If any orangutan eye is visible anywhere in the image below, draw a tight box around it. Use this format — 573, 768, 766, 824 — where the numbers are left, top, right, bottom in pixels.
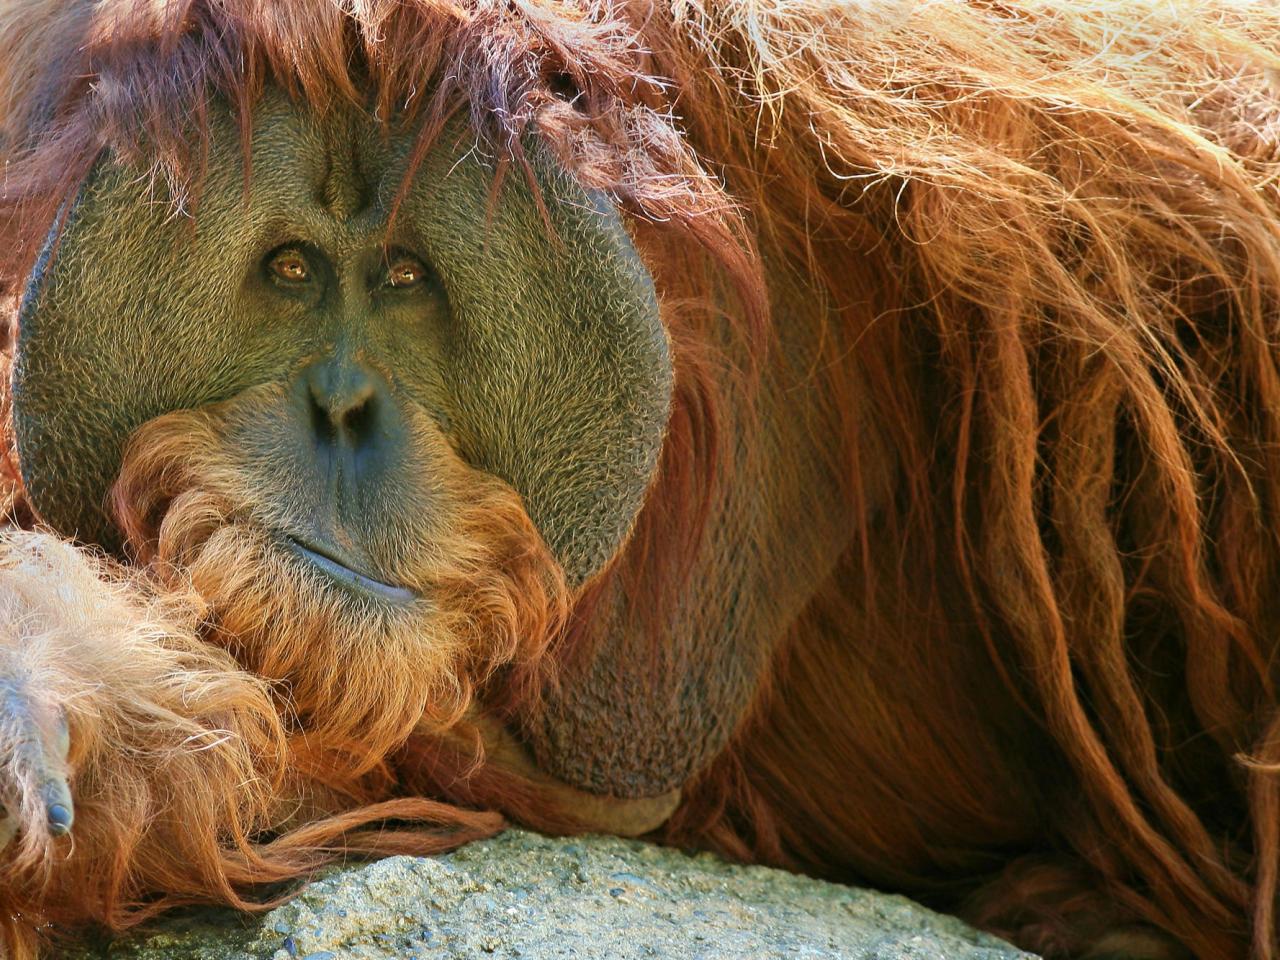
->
266, 248, 311, 283
383, 253, 429, 290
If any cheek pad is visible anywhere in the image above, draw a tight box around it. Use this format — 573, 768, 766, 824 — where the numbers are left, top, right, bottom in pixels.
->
13, 97, 335, 545
399, 127, 672, 585
14, 152, 258, 546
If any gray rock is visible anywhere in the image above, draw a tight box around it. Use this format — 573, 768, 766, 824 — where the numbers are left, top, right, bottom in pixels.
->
70, 830, 1032, 960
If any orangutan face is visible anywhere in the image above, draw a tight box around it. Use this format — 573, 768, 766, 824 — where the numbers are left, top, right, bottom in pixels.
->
12, 89, 672, 739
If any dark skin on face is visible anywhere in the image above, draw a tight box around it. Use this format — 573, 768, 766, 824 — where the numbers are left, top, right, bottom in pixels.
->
15, 90, 671, 586
260, 242, 442, 603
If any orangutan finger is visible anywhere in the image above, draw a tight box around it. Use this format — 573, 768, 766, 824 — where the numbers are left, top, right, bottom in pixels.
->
42, 774, 73, 835
0, 678, 73, 836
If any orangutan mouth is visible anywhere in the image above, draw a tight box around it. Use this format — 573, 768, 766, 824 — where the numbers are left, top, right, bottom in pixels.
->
284, 535, 417, 604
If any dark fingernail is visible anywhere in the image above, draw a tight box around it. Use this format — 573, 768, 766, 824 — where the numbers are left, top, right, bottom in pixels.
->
47, 803, 72, 833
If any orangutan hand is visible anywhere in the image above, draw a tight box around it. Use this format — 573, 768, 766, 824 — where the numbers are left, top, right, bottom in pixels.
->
0, 675, 73, 848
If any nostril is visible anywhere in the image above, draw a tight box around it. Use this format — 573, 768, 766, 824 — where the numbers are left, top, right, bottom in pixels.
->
309, 389, 337, 446
303, 361, 382, 450
342, 394, 377, 446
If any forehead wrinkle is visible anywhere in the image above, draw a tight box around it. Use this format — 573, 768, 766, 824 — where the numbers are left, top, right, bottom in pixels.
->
317, 110, 373, 223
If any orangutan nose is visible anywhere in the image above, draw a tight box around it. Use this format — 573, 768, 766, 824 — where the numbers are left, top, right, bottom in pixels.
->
303, 356, 386, 453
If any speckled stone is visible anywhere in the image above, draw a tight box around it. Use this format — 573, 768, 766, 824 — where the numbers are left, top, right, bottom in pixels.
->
68, 830, 1033, 960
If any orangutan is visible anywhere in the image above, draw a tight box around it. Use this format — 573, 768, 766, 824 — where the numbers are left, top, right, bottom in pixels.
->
0, 2, 1278, 958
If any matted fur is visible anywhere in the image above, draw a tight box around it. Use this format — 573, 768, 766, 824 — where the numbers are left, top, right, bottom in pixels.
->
0, 2, 1279, 959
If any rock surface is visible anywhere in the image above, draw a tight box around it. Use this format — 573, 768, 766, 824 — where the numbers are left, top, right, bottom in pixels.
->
72, 830, 1032, 960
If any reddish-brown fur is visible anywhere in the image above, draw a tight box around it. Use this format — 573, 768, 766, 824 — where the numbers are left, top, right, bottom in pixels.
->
2, 2, 1280, 959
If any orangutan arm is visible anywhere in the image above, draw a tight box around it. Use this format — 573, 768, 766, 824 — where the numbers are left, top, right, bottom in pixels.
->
0, 529, 290, 931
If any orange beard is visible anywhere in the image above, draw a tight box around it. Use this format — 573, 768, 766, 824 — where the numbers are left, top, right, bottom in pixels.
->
109, 386, 569, 782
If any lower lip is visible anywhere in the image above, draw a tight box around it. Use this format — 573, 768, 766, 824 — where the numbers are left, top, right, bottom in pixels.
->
285, 538, 417, 604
